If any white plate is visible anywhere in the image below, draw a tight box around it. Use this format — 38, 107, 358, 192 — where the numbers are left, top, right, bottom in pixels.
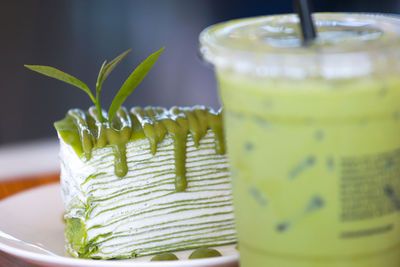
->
0, 184, 238, 267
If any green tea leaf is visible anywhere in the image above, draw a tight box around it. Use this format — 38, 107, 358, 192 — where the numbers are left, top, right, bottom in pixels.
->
24, 65, 95, 103
94, 50, 132, 123
95, 60, 107, 94
102, 49, 132, 82
95, 49, 132, 93
95, 60, 107, 123
108, 47, 164, 122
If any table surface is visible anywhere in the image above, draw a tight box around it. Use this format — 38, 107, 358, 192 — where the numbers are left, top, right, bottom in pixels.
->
0, 173, 60, 267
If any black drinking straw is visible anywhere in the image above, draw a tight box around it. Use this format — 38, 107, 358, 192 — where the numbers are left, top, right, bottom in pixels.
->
294, 0, 317, 44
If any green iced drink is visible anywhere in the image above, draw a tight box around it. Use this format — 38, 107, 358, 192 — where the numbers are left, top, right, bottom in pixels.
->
200, 13, 400, 267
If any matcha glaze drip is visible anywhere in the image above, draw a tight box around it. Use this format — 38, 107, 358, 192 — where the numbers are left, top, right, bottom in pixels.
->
54, 106, 225, 191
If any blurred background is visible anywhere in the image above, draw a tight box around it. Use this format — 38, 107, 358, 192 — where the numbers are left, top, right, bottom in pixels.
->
1, 0, 400, 145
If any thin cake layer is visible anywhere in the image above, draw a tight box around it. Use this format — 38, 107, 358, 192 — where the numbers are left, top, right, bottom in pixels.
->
57, 106, 236, 259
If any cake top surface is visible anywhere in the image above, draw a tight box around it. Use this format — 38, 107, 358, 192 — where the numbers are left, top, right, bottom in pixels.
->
55, 106, 225, 191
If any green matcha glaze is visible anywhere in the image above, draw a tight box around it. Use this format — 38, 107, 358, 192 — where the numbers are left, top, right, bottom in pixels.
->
150, 252, 179, 261
54, 106, 226, 191
188, 247, 222, 259
65, 217, 89, 256
106, 108, 132, 177
183, 109, 202, 147
207, 111, 225, 155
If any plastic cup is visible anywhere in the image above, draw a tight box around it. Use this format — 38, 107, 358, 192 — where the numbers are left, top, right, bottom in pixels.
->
199, 13, 400, 267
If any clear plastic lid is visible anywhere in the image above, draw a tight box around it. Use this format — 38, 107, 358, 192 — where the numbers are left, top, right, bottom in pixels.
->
199, 13, 400, 79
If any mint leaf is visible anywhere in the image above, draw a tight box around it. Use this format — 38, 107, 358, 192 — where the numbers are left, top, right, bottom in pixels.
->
24, 65, 95, 103
108, 47, 164, 122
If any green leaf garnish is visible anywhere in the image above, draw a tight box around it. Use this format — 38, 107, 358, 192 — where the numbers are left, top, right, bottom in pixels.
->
108, 47, 165, 123
94, 49, 132, 122
96, 60, 108, 95
95, 60, 108, 122
101, 49, 132, 85
24, 65, 95, 103
24, 47, 163, 124
95, 49, 132, 93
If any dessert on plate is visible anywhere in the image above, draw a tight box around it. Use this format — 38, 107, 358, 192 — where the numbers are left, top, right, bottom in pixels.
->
25, 48, 236, 259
